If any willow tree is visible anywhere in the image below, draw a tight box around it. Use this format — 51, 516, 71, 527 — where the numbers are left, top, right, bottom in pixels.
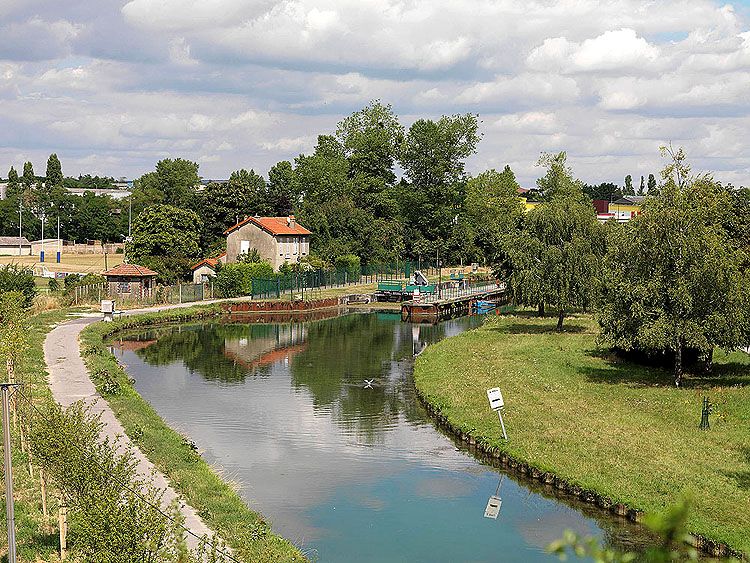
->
501, 152, 604, 330
598, 147, 750, 386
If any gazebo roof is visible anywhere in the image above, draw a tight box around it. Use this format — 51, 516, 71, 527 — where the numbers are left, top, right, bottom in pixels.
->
102, 263, 159, 278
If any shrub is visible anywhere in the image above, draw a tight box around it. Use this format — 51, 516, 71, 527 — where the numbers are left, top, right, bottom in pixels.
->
48, 278, 60, 292
214, 261, 274, 298
0, 263, 36, 307
335, 254, 361, 280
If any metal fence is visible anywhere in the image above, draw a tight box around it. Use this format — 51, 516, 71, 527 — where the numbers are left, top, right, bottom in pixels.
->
68, 282, 215, 307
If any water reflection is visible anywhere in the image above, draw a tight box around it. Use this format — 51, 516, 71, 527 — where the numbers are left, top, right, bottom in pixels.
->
112, 312, 650, 562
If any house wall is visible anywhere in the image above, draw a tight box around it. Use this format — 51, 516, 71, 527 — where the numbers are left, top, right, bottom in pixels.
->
192, 265, 216, 284
227, 222, 310, 271
0, 245, 31, 256
226, 222, 277, 266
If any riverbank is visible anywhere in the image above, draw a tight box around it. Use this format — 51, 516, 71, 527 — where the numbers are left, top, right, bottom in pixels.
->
413, 312, 750, 557
78, 304, 306, 562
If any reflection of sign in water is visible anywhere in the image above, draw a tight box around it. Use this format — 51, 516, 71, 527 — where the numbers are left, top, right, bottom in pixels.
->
484, 475, 505, 520
484, 496, 502, 519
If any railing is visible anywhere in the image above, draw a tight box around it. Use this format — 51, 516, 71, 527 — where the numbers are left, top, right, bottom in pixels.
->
420, 281, 502, 303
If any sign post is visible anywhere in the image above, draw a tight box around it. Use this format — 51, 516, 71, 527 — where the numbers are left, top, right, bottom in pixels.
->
486, 387, 508, 440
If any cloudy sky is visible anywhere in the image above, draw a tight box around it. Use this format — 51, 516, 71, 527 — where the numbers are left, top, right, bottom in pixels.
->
1, 0, 749, 187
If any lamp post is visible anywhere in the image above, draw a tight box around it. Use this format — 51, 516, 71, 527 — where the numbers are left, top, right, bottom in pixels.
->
18, 199, 22, 256
40, 210, 45, 263
56, 215, 61, 263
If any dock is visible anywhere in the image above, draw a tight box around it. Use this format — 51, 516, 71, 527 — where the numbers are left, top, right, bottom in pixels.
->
400, 282, 507, 322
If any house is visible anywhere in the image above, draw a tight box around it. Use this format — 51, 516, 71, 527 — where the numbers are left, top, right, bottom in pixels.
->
0, 182, 7, 200
0, 236, 31, 256
608, 195, 645, 222
224, 215, 311, 271
102, 263, 158, 299
190, 252, 226, 284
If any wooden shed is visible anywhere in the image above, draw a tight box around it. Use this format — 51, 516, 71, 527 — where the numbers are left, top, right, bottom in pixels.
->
102, 263, 158, 299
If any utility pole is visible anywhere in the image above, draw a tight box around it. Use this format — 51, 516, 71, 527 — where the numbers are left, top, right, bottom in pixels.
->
2, 383, 20, 563
57, 215, 61, 263
18, 199, 22, 256
40, 211, 45, 263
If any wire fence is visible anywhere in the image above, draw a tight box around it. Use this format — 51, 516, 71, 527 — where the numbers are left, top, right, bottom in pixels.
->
67, 282, 216, 308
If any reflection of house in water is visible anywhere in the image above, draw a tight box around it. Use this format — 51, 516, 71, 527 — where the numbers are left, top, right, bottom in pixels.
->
223, 324, 308, 374
111, 339, 157, 353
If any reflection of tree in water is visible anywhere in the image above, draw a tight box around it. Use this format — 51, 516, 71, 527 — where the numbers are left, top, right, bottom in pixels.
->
131, 323, 297, 383
290, 315, 451, 444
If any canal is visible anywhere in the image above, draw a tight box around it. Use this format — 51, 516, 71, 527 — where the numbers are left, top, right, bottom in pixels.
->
112, 311, 647, 562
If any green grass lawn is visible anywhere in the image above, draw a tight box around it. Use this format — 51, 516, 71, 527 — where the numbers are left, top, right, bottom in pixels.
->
414, 312, 750, 555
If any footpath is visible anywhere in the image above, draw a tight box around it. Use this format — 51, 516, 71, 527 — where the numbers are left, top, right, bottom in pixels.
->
42, 298, 250, 549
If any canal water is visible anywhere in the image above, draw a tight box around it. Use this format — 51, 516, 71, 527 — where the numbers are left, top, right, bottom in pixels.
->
112, 311, 647, 562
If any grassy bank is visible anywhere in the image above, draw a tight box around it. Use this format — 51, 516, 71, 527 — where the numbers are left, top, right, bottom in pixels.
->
1, 308, 77, 561
79, 305, 306, 562
414, 312, 750, 555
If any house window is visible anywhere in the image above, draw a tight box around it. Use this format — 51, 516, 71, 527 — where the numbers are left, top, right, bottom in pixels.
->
118, 281, 131, 293
200, 274, 210, 283
240, 240, 250, 254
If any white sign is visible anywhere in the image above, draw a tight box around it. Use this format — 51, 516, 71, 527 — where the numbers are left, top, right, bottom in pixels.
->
101, 300, 114, 314
484, 496, 502, 519
486, 388, 504, 411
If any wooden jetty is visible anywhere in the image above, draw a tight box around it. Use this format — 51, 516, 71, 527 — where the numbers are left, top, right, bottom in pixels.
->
400, 285, 507, 322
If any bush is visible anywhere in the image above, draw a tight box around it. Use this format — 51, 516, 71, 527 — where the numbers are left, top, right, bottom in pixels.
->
48, 278, 60, 292
335, 254, 361, 280
214, 261, 274, 298
0, 263, 36, 307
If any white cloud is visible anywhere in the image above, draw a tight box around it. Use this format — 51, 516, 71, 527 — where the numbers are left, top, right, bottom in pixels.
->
0, 0, 748, 187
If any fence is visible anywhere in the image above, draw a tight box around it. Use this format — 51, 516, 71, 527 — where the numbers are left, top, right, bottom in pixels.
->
251, 269, 359, 300
68, 282, 215, 308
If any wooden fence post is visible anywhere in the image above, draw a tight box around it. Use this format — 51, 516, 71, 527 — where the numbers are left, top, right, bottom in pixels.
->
59, 502, 68, 560
40, 469, 48, 518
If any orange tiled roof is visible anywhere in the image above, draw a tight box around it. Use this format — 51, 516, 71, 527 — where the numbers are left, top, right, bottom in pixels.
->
103, 264, 159, 277
191, 252, 226, 270
223, 216, 311, 236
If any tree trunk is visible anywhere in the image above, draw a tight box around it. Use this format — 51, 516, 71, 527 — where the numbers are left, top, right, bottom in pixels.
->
556, 310, 565, 331
538, 303, 545, 317
674, 339, 683, 387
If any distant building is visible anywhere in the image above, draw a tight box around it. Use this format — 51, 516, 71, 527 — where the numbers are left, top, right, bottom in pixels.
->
606, 195, 645, 222
102, 263, 158, 298
0, 236, 31, 256
66, 186, 131, 200
190, 252, 226, 284
0, 182, 7, 200
224, 215, 311, 271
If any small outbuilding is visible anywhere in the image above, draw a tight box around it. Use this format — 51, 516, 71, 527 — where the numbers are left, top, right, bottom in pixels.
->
190, 252, 226, 284
224, 215, 311, 271
0, 236, 32, 256
102, 263, 158, 299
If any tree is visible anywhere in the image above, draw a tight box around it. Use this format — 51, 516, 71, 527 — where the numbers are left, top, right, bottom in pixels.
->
125, 204, 202, 282
598, 148, 750, 386
0, 291, 30, 387
22, 161, 35, 188
7, 166, 19, 196
399, 113, 481, 259
228, 168, 269, 215
336, 99, 404, 186
0, 264, 36, 307
582, 182, 621, 201
647, 173, 657, 192
132, 158, 200, 210
500, 153, 604, 329
638, 175, 645, 195
624, 174, 634, 195
46, 153, 63, 187
465, 166, 524, 262
267, 160, 299, 216
198, 178, 255, 248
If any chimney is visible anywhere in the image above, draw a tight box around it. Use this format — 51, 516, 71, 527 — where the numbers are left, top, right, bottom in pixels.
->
289, 215, 295, 228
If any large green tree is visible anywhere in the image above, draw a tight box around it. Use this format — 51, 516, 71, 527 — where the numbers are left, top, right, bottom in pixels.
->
46, 153, 63, 187
598, 148, 750, 386
132, 158, 200, 211
126, 204, 202, 282
267, 160, 299, 216
22, 161, 35, 188
465, 166, 524, 262
398, 113, 481, 259
501, 153, 604, 329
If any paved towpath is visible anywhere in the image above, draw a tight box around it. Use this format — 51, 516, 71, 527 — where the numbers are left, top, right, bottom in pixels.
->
43, 298, 254, 549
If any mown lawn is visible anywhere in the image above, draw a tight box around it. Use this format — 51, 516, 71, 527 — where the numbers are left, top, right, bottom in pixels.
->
414, 312, 750, 554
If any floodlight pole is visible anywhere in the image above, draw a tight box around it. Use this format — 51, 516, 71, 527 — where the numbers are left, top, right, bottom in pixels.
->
2, 383, 19, 563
